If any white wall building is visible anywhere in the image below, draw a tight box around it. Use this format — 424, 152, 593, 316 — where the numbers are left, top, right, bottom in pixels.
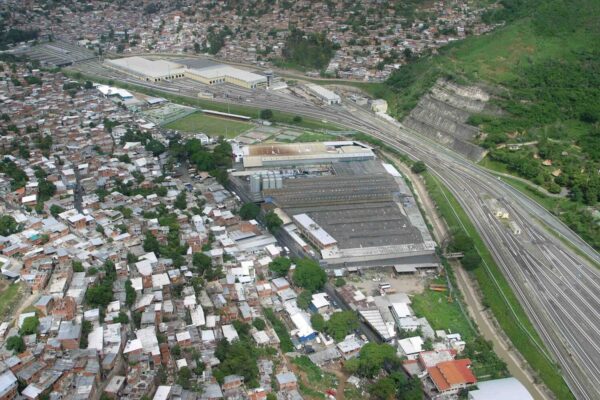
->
305, 83, 341, 105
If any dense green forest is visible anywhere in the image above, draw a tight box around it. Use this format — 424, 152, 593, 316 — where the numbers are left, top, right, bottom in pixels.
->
382, 0, 600, 250
0, 28, 39, 49
277, 28, 338, 70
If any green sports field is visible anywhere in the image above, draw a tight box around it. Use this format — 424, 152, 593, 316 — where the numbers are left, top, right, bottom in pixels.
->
165, 112, 252, 138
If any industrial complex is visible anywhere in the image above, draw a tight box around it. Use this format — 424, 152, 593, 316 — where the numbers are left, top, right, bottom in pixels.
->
106, 56, 268, 89
230, 141, 437, 269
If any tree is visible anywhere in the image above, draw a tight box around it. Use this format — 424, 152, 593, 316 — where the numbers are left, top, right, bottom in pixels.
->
86, 280, 114, 308
0, 215, 20, 236
125, 279, 136, 308
293, 258, 327, 292
252, 318, 266, 330
192, 252, 213, 275
177, 366, 192, 389
411, 161, 427, 173
174, 191, 187, 210
264, 210, 283, 233
260, 109, 274, 120
326, 311, 359, 341
268, 256, 292, 277
20, 316, 40, 335
6, 336, 25, 354
346, 343, 400, 378
80, 320, 93, 348
72, 260, 84, 273
115, 311, 129, 324
296, 290, 312, 310
213, 339, 260, 388
450, 230, 474, 253
49, 204, 64, 217
369, 377, 396, 400
334, 277, 346, 287
37, 177, 56, 202
143, 231, 160, 254
310, 313, 326, 332
461, 249, 481, 270
239, 202, 260, 220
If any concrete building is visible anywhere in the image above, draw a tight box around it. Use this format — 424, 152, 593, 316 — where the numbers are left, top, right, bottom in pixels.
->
106, 56, 267, 88
468, 377, 533, 400
241, 141, 375, 168
0, 370, 18, 400
293, 213, 337, 250
186, 65, 267, 89
106, 57, 185, 82
428, 359, 477, 396
305, 84, 341, 105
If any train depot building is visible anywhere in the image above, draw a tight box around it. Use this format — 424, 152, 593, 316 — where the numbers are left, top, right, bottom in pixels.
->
106, 56, 268, 88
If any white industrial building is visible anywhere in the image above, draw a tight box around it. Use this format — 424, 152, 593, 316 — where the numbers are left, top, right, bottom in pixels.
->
106, 56, 267, 88
293, 213, 338, 250
106, 57, 186, 82
305, 83, 341, 105
186, 65, 267, 89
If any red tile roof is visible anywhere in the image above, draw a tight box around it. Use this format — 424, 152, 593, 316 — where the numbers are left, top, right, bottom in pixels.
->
427, 358, 476, 392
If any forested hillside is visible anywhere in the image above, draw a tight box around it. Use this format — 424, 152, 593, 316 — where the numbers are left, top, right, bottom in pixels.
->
383, 0, 600, 250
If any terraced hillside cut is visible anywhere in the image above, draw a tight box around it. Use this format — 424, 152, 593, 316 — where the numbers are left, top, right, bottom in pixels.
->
403, 79, 489, 161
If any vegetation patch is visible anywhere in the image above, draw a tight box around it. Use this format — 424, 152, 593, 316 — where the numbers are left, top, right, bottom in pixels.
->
0, 283, 24, 320
276, 28, 338, 71
291, 356, 337, 399
263, 308, 294, 352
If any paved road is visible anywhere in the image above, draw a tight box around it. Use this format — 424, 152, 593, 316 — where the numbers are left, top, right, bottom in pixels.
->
74, 63, 600, 399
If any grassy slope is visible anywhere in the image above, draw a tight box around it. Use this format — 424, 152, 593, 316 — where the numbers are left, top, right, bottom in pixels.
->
0, 283, 23, 320
164, 112, 252, 138
383, 17, 597, 118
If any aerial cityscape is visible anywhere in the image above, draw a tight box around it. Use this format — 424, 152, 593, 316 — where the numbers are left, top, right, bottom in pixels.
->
0, 1, 598, 400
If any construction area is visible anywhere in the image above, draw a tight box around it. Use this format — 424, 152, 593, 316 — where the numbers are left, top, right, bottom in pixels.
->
230, 142, 437, 269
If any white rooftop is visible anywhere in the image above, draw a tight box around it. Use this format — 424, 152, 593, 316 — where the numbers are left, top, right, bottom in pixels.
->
293, 213, 337, 247
107, 57, 185, 78
469, 377, 533, 400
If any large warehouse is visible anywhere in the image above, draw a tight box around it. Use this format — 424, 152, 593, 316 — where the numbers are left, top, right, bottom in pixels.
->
105, 56, 268, 88
229, 143, 437, 269
106, 57, 186, 82
241, 141, 375, 168
186, 65, 267, 89
305, 83, 341, 105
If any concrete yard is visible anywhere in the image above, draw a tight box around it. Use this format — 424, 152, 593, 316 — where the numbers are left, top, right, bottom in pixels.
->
350, 269, 427, 296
